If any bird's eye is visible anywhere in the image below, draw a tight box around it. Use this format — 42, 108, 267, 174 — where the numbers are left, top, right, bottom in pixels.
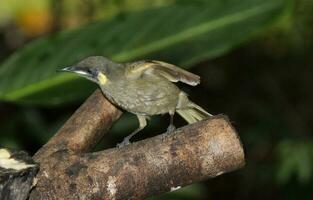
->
86, 69, 93, 74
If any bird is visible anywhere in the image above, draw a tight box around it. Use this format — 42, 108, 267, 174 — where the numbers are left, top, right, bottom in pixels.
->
60, 56, 212, 147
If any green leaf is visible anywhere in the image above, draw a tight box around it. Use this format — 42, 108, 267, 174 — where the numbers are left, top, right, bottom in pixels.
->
0, 0, 287, 105
276, 140, 313, 184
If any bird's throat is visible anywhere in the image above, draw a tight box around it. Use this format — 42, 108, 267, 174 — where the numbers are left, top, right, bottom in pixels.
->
98, 72, 108, 85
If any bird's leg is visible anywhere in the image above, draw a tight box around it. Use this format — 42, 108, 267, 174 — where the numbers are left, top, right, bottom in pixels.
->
166, 111, 176, 134
161, 111, 176, 141
117, 115, 147, 148
162, 111, 176, 139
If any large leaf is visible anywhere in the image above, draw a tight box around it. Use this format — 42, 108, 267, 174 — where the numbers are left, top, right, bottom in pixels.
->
0, 0, 287, 105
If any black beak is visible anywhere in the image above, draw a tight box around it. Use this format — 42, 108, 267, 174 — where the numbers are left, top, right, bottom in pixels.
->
57, 66, 75, 72
57, 66, 93, 79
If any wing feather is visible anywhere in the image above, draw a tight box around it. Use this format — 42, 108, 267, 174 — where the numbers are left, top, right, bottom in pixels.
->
126, 60, 200, 86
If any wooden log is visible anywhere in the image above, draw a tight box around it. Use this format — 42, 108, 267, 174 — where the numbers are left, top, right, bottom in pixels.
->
0, 149, 39, 200
29, 89, 245, 199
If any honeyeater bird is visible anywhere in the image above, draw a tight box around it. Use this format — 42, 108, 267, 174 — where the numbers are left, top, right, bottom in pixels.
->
60, 56, 212, 147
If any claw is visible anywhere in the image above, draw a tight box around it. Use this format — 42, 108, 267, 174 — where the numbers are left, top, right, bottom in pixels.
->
166, 125, 176, 134
161, 125, 176, 141
116, 137, 131, 148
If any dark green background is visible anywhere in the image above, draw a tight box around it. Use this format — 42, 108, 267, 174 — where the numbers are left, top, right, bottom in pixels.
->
0, 0, 312, 199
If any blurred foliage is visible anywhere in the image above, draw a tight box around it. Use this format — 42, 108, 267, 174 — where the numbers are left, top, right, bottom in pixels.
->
276, 140, 313, 184
1, 0, 313, 199
0, 0, 172, 33
0, 0, 286, 105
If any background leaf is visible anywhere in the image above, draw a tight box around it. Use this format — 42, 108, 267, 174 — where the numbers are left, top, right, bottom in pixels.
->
2, 0, 313, 199
0, 0, 287, 105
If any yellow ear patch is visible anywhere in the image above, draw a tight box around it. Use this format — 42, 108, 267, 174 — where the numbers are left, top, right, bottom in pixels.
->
98, 72, 108, 85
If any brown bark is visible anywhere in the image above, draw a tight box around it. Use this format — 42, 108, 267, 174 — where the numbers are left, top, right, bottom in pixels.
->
30, 89, 245, 200
34, 89, 122, 161
0, 149, 39, 200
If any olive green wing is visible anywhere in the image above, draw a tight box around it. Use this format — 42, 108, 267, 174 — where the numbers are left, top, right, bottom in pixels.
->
125, 60, 200, 86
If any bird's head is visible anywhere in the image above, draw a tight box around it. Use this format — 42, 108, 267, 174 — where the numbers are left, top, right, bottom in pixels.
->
59, 56, 116, 85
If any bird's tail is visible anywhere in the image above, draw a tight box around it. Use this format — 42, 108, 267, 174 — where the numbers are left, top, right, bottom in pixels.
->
176, 102, 212, 124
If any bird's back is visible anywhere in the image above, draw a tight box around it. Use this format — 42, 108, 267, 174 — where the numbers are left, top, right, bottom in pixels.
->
101, 72, 181, 115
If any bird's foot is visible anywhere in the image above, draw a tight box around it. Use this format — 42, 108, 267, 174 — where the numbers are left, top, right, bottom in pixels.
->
161, 125, 176, 141
116, 137, 131, 148
166, 125, 176, 134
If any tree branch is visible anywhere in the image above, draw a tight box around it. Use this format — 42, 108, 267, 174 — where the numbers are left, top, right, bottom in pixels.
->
0, 149, 39, 200
34, 89, 122, 161
30, 89, 245, 200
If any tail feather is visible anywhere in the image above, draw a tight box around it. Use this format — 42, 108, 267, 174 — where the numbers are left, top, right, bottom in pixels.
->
176, 109, 198, 124
177, 102, 212, 124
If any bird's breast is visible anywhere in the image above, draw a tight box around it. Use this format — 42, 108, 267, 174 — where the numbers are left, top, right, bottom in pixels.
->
101, 75, 181, 115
